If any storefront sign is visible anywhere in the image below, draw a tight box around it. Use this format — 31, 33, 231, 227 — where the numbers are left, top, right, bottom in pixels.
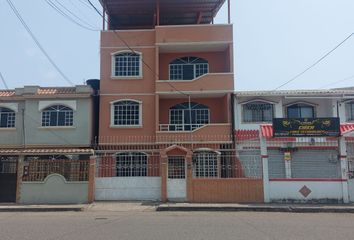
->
273, 118, 340, 137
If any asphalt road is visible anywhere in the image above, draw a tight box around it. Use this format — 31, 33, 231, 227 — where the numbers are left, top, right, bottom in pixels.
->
1, 211, 354, 240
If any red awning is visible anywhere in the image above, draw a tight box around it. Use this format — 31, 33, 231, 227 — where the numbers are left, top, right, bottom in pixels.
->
260, 123, 354, 138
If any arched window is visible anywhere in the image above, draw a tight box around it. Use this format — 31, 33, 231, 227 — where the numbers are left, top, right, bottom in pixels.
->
112, 52, 141, 77
169, 102, 209, 131
242, 101, 274, 123
193, 151, 218, 178
41, 105, 73, 127
287, 103, 315, 118
169, 57, 209, 80
0, 107, 15, 128
116, 152, 147, 177
111, 100, 142, 126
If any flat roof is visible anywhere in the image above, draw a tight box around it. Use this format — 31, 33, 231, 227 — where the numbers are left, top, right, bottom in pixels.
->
100, 0, 226, 29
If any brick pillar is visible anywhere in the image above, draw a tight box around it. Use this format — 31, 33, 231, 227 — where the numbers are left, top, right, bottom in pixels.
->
88, 155, 96, 203
160, 152, 168, 202
16, 155, 24, 204
186, 152, 193, 202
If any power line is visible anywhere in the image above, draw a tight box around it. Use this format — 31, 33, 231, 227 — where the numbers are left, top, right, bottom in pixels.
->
45, 0, 98, 31
320, 74, 354, 89
0, 72, 9, 89
274, 32, 354, 90
86, 0, 189, 97
6, 0, 75, 86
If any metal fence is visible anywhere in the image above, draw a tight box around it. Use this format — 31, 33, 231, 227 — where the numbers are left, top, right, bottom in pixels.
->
22, 159, 89, 182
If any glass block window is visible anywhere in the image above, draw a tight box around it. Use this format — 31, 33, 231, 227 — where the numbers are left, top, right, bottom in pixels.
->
193, 151, 218, 178
113, 52, 141, 77
242, 101, 274, 123
41, 105, 73, 127
287, 104, 315, 118
116, 152, 147, 177
169, 57, 209, 80
0, 107, 15, 128
112, 100, 141, 126
169, 102, 209, 131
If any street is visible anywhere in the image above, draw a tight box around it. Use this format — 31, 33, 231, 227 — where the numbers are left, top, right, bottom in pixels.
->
1, 210, 354, 240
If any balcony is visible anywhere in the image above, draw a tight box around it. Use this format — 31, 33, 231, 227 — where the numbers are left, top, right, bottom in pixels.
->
156, 24, 233, 46
156, 123, 232, 143
156, 73, 234, 94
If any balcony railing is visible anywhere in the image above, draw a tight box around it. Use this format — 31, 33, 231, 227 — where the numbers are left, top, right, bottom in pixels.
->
159, 124, 204, 132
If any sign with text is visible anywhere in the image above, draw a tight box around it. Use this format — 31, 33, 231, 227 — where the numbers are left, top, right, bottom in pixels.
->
273, 118, 340, 137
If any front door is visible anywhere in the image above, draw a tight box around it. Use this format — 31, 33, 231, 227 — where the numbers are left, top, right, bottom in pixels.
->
0, 157, 18, 203
167, 156, 186, 201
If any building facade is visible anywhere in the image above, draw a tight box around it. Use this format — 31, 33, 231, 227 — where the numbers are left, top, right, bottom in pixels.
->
234, 89, 354, 203
95, 0, 264, 203
0, 85, 96, 204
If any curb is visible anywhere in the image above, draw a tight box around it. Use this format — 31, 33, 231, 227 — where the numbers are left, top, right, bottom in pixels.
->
0, 207, 84, 212
156, 206, 354, 213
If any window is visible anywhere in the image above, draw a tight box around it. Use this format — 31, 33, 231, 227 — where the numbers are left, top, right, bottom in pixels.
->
347, 102, 354, 121
287, 103, 315, 118
168, 156, 185, 179
41, 105, 73, 127
0, 107, 15, 128
169, 57, 209, 80
193, 151, 218, 178
116, 152, 147, 177
242, 101, 274, 123
169, 102, 209, 131
112, 100, 141, 126
112, 52, 141, 77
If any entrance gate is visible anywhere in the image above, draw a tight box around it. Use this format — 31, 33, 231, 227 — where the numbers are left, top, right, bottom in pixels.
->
0, 157, 18, 203
167, 156, 186, 201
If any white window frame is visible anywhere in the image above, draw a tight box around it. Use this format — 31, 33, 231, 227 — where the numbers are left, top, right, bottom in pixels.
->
285, 102, 317, 118
169, 57, 209, 80
41, 105, 74, 127
347, 101, 354, 121
192, 151, 219, 178
0, 107, 16, 128
111, 50, 143, 79
110, 99, 143, 128
115, 152, 148, 177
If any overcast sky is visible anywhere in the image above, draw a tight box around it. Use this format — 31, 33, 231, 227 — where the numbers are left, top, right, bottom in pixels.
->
1, 0, 354, 90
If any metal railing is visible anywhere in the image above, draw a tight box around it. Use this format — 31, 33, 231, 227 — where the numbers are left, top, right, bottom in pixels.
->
159, 124, 204, 131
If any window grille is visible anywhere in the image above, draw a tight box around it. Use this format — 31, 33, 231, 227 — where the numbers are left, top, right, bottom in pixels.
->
0, 107, 15, 128
113, 100, 140, 126
287, 104, 315, 118
169, 57, 209, 80
113, 52, 141, 77
168, 156, 185, 179
116, 152, 147, 177
347, 102, 354, 121
242, 102, 273, 122
41, 105, 73, 127
193, 151, 218, 178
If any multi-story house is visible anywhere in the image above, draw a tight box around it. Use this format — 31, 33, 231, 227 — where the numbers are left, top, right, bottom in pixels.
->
95, 0, 263, 203
0, 84, 96, 204
234, 89, 354, 203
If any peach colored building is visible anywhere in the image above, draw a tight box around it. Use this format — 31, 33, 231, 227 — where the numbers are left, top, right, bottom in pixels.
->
96, 0, 263, 202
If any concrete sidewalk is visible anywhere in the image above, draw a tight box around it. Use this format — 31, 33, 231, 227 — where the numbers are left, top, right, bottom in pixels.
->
1, 202, 354, 213
156, 203, 354, 213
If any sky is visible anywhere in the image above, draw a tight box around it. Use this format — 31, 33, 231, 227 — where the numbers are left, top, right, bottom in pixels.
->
1, 0, 354, 90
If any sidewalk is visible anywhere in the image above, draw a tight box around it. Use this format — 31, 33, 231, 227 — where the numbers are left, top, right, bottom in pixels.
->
156, 203, 354, 213
1, 202, 354, 213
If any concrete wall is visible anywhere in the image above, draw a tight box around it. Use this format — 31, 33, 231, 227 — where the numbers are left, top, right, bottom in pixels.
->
269, 181, 343, 203
24, 98, 92, 146
95, 177, 161, 201
20, 174, 88, 204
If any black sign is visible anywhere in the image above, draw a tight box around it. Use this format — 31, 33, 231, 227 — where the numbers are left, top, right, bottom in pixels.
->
273, 118, 340, 137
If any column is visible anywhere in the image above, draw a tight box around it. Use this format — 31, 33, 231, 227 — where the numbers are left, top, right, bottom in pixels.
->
16, 155, 24, 204
88, 155, 96, 203
186, 152, 193, 202
260, 136, 270, 203
160, 152, 168, 202
339, 137, 349, 203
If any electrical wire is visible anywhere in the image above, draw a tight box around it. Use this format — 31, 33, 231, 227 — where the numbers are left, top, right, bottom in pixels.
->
319, 74, 354, 89
0, 72, 9, 89
6, 0, 75, 86
274, 32, 354, 90
45, 0, 98, 31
